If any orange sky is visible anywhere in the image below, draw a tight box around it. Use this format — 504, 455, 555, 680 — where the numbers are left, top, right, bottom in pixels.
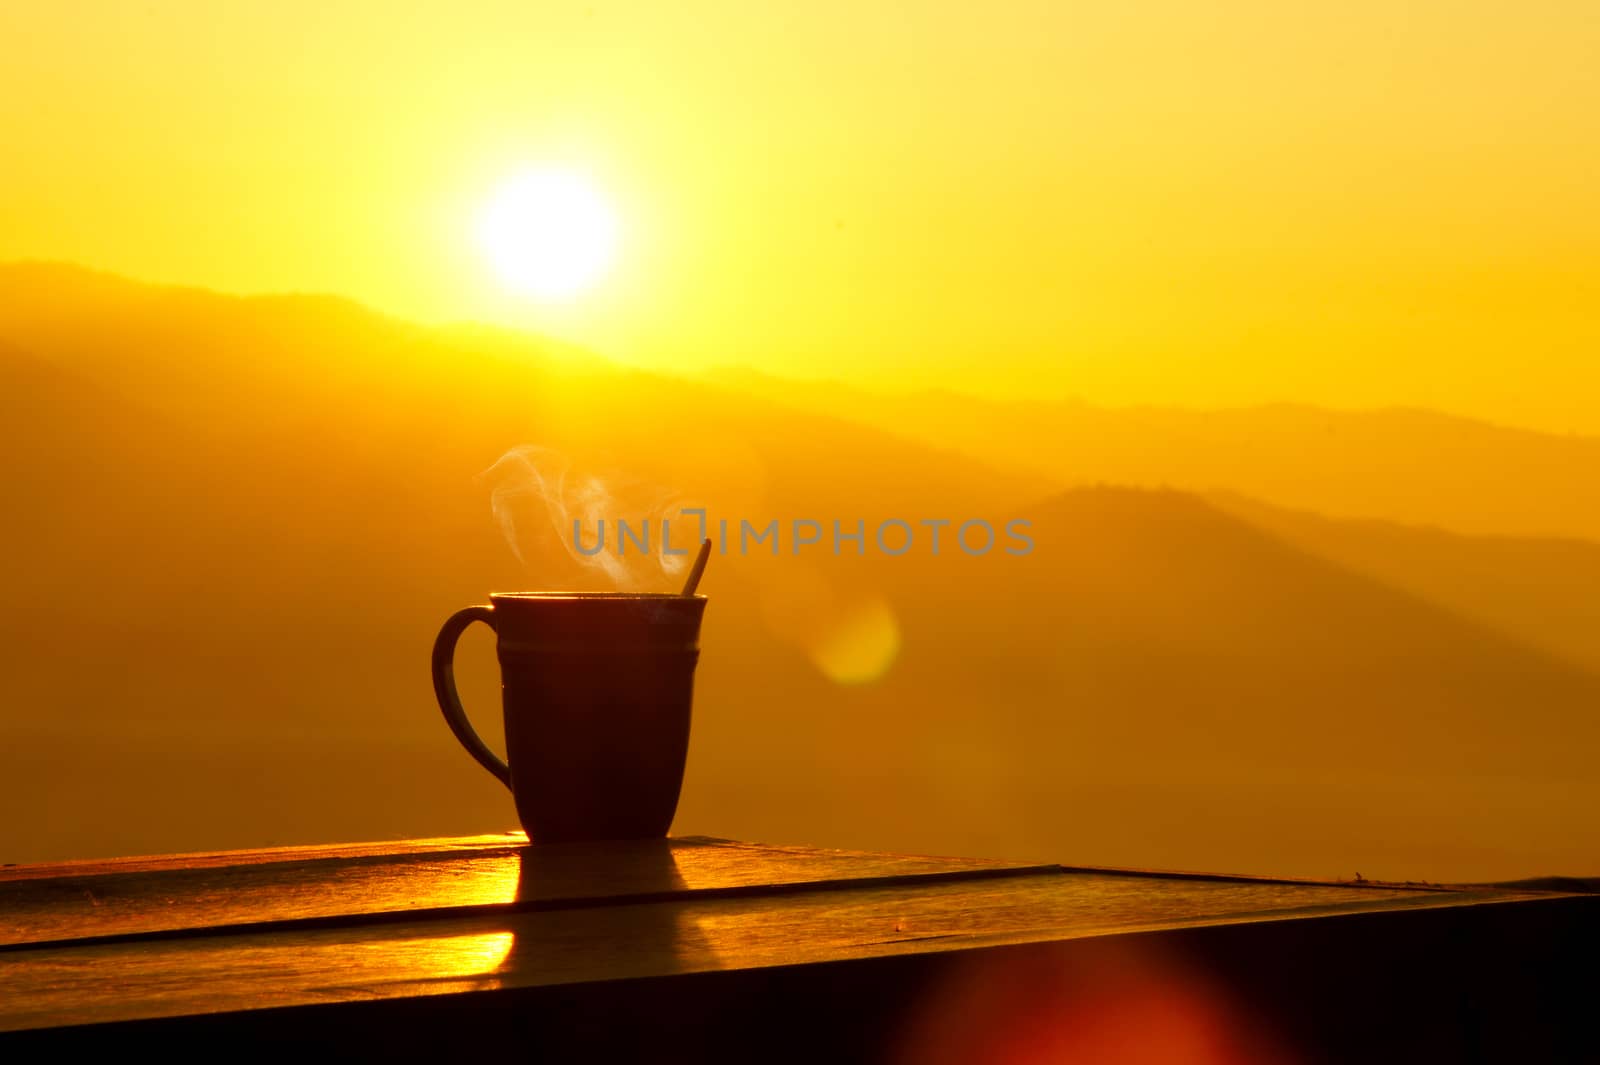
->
2, 2, 1597, 431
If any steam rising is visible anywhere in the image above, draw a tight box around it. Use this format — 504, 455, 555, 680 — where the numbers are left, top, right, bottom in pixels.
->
480, 445, 694, 590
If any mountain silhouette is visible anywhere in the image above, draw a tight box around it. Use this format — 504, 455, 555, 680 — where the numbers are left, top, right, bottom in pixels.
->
706, 365, 1600, 543
759, 486, 1600, 877
2, 262, 1595, 883
1211, 492, 1600, 676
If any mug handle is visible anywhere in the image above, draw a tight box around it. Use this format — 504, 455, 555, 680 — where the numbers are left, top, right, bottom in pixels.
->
431, 605, 513, 790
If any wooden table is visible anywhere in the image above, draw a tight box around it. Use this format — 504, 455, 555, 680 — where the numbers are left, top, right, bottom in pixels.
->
1, 835, 1594, 1061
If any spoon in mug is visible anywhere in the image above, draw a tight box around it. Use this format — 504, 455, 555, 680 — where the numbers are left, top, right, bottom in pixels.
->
680, 538, 712, 596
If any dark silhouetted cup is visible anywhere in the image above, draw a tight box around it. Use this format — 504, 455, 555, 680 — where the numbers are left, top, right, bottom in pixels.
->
431, 593, 707, 843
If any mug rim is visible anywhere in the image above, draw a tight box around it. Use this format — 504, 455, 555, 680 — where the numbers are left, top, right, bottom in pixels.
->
489, 592, 707, 601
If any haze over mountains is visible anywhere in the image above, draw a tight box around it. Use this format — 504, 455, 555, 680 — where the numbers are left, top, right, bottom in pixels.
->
708, 366, 1600, 542
3, 262, 1596, 881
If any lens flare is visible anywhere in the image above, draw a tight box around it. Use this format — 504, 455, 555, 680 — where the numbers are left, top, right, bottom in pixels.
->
811, 595, 902, 685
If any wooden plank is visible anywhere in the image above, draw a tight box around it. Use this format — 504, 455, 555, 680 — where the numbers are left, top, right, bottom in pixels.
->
0, 864, 1558, 1034
10, 894, 1589, 1063
0, 833, 529, 882
0, 837, 1052, 949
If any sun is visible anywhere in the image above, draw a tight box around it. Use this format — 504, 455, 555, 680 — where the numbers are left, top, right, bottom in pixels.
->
476, 168, 619, 301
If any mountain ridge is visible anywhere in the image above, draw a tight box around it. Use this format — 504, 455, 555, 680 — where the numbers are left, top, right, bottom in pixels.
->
3, 260, 1597, 881
703, 364, 1600, 542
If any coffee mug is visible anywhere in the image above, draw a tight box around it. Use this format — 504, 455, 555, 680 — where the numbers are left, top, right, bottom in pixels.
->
431, 592, 707, 842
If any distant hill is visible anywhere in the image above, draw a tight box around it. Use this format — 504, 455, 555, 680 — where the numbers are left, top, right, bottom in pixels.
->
1211, 492, 1600, 676
0, 262, 1053, 856
706, 366, 1600, 543
800, 486, 1600, 877
2, 262, 1596, 884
